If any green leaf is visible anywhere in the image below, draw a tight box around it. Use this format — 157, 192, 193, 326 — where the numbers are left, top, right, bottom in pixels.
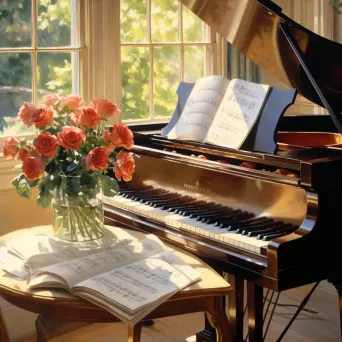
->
13, 163, 23, 172
17, 178, 32, 199
100, 174, 119, 197
37, 192, 53, 209
80, 173, 97, 188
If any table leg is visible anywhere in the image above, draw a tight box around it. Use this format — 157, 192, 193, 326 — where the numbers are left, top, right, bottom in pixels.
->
247, 282, 264, 342
206, 296, 234, 342
0, 311, 9, 342
128, 322, 143, 342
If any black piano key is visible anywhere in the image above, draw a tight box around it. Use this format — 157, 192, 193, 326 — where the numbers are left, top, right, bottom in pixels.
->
182, 209, 211, 217
261, 231, 295, 241
247, 222, 286, 237
215, 212, 254, 227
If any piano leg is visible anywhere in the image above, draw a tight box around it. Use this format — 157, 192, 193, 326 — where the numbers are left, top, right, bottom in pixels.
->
247, 282, 264, 342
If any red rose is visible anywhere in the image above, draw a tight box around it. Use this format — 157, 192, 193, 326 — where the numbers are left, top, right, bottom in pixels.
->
29, 107, 54, 128
57, 126, 85, 150
35, 132, 58, 157
3, 137, 20, 160
240, 162, 256, 169
22, 157, 45, 181
110, 124, 134, 150
90, 100, 120, 118
114, 151, 135, 182
85, 147, 108, 170
17, 148, 31, 162
75, 107, 100, 128
18, 103, 37, 127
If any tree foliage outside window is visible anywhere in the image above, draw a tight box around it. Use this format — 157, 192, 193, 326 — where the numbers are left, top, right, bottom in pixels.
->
121, 0, 213, 121
0, 0, 75, 136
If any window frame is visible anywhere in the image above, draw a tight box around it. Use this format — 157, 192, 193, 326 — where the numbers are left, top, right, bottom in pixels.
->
0, 0, 84, 150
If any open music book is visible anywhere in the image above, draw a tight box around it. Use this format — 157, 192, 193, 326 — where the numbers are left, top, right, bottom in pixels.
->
28, 234, 200, 325
167, 76, 270, 149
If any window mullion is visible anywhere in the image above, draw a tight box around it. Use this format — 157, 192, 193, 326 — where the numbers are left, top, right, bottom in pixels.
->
32, 0, 38, 104
179, 3, 184, 82
148, 0, 154, 119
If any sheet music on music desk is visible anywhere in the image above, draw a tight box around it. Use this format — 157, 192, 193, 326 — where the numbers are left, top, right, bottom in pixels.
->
204, 79, 270, 149
168, 76, 230, 141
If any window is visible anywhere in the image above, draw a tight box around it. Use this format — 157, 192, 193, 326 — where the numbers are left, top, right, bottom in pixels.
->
120, 0, 224, 122
0, 0, 81, 140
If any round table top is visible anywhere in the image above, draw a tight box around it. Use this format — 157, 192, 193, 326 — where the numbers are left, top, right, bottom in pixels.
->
0, 225, 231, 323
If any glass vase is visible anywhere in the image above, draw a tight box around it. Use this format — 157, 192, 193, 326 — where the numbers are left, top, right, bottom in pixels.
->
52, 175, 104, 242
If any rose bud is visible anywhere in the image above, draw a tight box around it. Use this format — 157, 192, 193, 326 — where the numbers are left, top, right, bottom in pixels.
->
287, 172, 299, 178
240, 162, 256, 169
35, 132, 58, 158
22, 156, 45, 181
18, 103, 37, 127
57, 126, 85, 150
59, 95, 83, 110
275, 168, 289, 175
102, 130, 116, 152
3, 137, 20, 160
75, 107, 100, 128
197, 155, 207, 160
42, 94, 59, 107
29, 106, 54, 128
110, 124, 134, 150
85, 147, 109, 171
115, 151, 135, 182
17, 148, 31, 162
90, 100, 120, 118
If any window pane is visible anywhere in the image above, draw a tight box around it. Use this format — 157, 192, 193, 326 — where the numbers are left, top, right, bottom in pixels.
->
37, 52, 74, 101
182, 5, 206, 42
154, 47, 179, 117
121, 0, 147, 43
38, 0, 72, 47
152, 0, 178, 42
0, 0, 32, 47
184, 46, 206, 82
122, 47, 150, 120
0, 53, 33, 137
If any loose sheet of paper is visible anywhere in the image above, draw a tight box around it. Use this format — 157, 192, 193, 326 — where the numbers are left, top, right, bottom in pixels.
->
168, 76, 229, 141
204, 79, 270, 149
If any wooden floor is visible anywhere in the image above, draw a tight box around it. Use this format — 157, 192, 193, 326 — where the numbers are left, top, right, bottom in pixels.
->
17, 282, 340, 342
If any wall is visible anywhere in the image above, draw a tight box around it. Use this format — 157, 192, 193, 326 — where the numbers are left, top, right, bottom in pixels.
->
260, 0, 338, 115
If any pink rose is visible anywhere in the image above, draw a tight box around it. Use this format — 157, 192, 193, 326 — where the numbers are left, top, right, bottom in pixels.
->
22, 157, 45, 181
3, 137, 20, 160
110, 124, 134, 150
114, 151, 135, 182
90, 100, 120, 118
35, 132, 58, 158
75, 107, 100, 128
59, 95, 83, 110
85, 147, 108, 170
42, 94, 59, 107
29, 107, 54, 128
18, 103, 37, 127
57, 126, 85, 150
17, 148, 31, 162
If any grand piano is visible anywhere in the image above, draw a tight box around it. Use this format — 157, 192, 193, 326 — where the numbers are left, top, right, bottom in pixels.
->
104, 1, 342, 341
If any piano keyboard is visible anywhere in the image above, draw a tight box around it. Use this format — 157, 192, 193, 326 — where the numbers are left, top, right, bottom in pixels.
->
107, 186, 298, 255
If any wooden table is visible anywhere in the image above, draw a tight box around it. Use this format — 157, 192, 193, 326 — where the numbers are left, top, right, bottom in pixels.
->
0, 226, 233, 342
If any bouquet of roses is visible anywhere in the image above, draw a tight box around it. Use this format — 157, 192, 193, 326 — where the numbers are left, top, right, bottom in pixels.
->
3, 95, 135, 209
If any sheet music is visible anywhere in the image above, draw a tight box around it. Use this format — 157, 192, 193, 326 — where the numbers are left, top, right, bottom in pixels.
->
168, 76, 229, 141
73, 251, 200, 312
204, 79, 270, 149
29, 235, 167, 289
24, 228, 137, 274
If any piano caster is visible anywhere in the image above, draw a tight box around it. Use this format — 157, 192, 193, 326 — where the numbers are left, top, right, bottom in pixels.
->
142, 320, 154, 327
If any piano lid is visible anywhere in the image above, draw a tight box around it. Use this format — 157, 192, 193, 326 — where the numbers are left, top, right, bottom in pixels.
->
179, 0, 342, 127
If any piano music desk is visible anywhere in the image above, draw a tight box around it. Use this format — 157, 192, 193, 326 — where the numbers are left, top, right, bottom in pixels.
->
0, 225, 233, 342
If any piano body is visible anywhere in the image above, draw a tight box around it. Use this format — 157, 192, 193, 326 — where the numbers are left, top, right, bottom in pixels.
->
104, 1, 342, 341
